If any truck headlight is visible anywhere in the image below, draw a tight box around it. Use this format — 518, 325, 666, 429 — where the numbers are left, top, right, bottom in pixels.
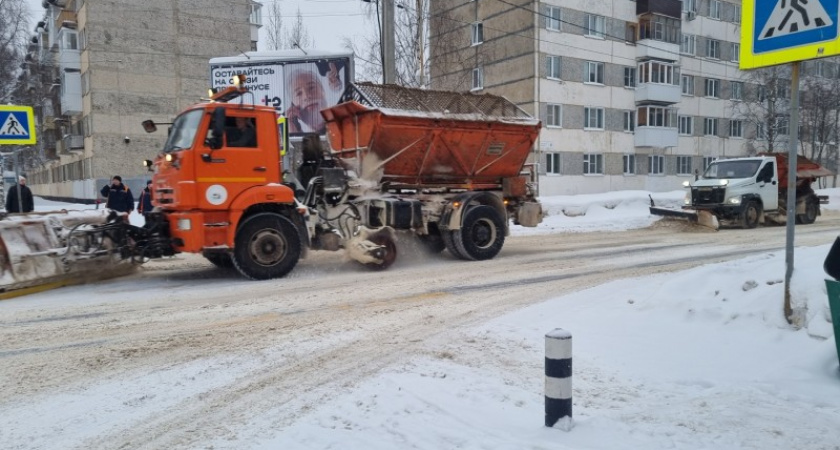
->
682, 180, 690, 188
727, 196, 741, 205
684, 193, 691, 205
177, 218, 192, 230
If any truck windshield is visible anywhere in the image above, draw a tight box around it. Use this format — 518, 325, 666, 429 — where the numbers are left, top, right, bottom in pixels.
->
163, 109, 204, 153
703, 160, 761, 179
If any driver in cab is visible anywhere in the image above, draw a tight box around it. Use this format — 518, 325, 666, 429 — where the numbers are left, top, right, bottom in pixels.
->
226, 116, 257, 147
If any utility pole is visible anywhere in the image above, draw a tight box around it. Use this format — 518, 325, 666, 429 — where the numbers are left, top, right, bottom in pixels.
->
382, 0, 396, 84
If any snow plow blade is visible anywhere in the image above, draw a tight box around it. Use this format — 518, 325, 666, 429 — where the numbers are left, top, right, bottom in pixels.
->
649, 201, 719, 230
0, 210, 138, 299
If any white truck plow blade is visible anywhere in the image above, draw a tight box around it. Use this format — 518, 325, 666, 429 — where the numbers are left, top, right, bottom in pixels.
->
0, 210, 137, 298
649, 205, 719, 230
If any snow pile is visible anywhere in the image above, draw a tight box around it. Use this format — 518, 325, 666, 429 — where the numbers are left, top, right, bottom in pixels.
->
257, 246, 840, 450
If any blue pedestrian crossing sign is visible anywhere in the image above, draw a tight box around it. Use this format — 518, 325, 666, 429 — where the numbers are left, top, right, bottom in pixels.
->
742, 0, 840, 69
0, 105, 37, 145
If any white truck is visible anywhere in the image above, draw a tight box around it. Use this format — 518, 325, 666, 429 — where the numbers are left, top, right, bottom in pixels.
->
651, 153, 832, 229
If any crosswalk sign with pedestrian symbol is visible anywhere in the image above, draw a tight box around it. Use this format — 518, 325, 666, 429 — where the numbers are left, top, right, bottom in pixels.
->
742, 0, 840, 69
0, 105, 37, 145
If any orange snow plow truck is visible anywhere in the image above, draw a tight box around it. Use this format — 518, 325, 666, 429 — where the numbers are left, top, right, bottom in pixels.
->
0, 81, 543, 292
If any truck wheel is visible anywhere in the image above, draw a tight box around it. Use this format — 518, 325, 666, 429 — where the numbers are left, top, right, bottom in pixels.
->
452, 205, 505, 261
797, 198, 819, 225
741, 201, 761, 229
364, 231, 397, 270
441, 229, 467, 259
203, 251, 233, 268
233, 213, 301, 280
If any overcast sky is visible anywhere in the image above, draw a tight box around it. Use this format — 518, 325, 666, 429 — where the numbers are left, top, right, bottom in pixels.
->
24, 0, 371, 53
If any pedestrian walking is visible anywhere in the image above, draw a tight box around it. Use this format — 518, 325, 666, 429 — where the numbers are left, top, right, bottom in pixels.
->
5, 176, 34, 213
100, 175, 134, 213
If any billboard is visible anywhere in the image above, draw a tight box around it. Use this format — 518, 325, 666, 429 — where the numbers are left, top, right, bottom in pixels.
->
210, 54, 352, 136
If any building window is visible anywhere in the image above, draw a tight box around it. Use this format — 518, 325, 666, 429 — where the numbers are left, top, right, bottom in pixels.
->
704, 78, 720, 98
731, 81, 743, 100
707, 39, 721, 59
623, 154, 636, 175
681, 74, 694, 95
710, 0, 721, 19
637, 105, 678, 128
546, 152, 561, 174
584, 153, 604, 174
624, 110, 635, 132
585, 61, 605, 84
585, 14, 606, 38
649, 155, 665, 175
679, 116, 693, 135
756, 123, 766, 139
250, 2, 262, 25
626, 24, 637, 43
733, 5, 741, 24
546, 104, 562, 127
584, 107, 605, 130
681, 34, 696, 55
471, 22, 484, 45
776, 84, 791, 99
731, 43, 740, 62
547, 55, 561, 79
639, 14, 680, 43
815, 61, 826, 77
682, 0, 697, 13
703, 156, 716, 170
729, 119, 744, 138
778, 119, 789, 135
546, 6, 561, 31
677, 156, 693, 175
472, 67, 483, 90
624, 67, 636, 88
638, 60, 678, 85
704, 118, 719, 136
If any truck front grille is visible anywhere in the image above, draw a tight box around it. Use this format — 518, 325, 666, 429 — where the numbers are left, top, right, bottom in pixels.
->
691, 187, 725, 205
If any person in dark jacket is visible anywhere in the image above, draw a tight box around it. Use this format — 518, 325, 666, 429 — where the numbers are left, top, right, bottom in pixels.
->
100, 175, 134, 213
138, 180, 154, 225
5, 176, 34, 213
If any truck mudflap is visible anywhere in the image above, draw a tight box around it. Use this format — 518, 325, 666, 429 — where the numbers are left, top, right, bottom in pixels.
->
648, 196, 719, 230
0, 210, 140, 298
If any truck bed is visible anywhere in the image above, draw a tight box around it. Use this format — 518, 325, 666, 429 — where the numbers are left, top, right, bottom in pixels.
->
321, 83, 541, 189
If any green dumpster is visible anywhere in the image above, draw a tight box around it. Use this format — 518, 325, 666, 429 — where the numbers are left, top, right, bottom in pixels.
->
823, 280, 840, 369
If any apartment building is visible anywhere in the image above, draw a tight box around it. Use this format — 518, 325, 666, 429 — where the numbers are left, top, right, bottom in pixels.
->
430, 0, 834, 195
21, 0, 261, 200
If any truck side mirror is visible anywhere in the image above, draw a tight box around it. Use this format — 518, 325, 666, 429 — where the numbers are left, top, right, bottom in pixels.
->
206, 107, 225, 150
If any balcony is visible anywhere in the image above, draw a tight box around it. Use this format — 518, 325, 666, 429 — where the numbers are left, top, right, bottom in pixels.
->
60, 69, 82, 115
636, 39, 680, 61
636, 0, 681, 19
635, 83, 681, 104
635, 127, 678, 148
62, 134, 84, 152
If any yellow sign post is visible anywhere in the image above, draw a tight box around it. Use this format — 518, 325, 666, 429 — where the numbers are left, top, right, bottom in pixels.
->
0, 105, 37, 145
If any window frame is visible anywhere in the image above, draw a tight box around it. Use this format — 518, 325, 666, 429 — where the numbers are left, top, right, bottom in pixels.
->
585, 61, 605, 84
679, 115, 694, 135
584, 14, 606, 39
623, 154, 636, 175
731, 81, 743, 100
546, 103, 562, 127
729, 119, 744, 138
681, 34, 696, 55
546, 152, 561, 174
649, 155, 665, 175
624, 66, 636, 88
471, 67, 484, 91
583, 153, 604, 175
546, 6, 561, 31
584, 107, 605, 130
471, 22, 484, 45
681, 74, 695, 96
677, 156, 693, 175
623, 110, 635, 132
704, 78, 720, 98
706, 39, 721, 59
546, 55, 562, 79
704, 117, 719, 136
710, 0, 721, 19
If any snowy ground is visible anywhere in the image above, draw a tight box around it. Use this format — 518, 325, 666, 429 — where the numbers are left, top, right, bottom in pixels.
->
5, 189, 840, 449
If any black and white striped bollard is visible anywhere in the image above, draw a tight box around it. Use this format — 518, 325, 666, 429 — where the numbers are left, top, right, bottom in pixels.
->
545, 328, 573, 430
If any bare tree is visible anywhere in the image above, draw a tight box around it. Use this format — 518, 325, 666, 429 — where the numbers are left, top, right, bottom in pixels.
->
263, 1, 284, 51
0, 0, 30, 102
285, 7, 314, 50
733, 66, 791, 154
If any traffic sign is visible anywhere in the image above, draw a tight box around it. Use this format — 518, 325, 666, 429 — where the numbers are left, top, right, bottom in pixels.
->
0, 106, 37, 145
741, 0, 840, 69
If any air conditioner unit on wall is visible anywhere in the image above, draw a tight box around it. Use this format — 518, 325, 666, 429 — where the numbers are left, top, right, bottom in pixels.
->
686, 11, 696, 21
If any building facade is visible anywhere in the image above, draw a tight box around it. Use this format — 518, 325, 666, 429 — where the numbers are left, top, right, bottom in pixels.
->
430, 0, 837, 195
22, 0, 261, 200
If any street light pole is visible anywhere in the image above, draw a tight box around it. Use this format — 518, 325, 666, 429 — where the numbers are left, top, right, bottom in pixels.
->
382, 0, 396, 84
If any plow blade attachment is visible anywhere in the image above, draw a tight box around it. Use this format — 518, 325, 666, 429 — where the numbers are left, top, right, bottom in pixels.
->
649, 206, 719, 230
0, 210, 137, 298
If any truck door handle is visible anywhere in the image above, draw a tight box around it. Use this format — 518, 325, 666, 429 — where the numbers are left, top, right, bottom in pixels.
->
253, 166, 267, 172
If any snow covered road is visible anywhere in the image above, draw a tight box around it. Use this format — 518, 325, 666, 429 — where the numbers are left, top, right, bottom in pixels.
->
1, 213, 840, 449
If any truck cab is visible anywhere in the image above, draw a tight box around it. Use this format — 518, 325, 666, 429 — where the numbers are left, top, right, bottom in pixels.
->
145, 85, 302, 276
684, 154, 826, 228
